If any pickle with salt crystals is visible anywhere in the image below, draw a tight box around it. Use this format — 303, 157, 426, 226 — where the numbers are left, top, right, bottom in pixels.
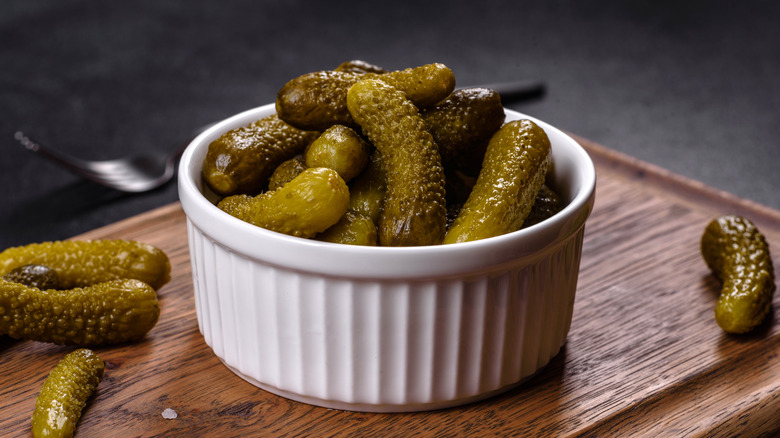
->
701, 215, 776, 334
0, 240, 170, 290
0, 278, 160, 345
201, 114, 319, 196
218, 167, 350, 239
32, 348, 104, 438
347, 78, 447, 246
444, 119, 552, 244
277, 63, 455, 131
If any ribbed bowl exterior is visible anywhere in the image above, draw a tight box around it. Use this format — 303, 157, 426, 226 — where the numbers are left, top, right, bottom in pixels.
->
187, 218, 585, 412
179, 104, 596, 412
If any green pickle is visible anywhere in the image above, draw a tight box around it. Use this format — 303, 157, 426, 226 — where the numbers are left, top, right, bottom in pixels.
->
276, 63, 455, 131
305, 125, 371, 182
523, 185, 564, 228
348, 151, 387, 224
2, 264, 59, 290
316, 210, 378, 246
421, 87, 505, 177
218, 167, 350, 238
334, 59, 387, 74
0, 240, 170, 290
0, 278, 160, 345
443, 119, 552, 244
701, 215, 776, 334
201, 115, 319, 196
268, 157, 307, 191
347, 78, 447, 246
32, 348, 104, 438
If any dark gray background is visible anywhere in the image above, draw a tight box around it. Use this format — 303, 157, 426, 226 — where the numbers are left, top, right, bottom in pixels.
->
2, 0, 779, 249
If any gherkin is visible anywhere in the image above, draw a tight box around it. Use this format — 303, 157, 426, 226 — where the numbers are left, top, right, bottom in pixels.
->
32, 348, 104, 438
443, 119, 552, 244
701, 215, 776, 334
347, 78, 447, 246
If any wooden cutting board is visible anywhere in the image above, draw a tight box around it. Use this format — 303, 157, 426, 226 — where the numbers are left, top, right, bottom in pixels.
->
2, 138, 779, 437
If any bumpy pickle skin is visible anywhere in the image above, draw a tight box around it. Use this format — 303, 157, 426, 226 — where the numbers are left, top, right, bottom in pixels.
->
218, 167, 350, 239
0, 240, 170, 290
305, 125, 371, 182
522, 185, 564, 228
32, 348, 104, 438
347, 78, 447, 246
2, 264, 59, 290
348, 151, 387, 224
443, 119, 552, 244
334, 59, 387, 74
201, 114, 319, 196
268, 157, 307, 191
421, 87, 505, 177
701, 215, 776, 334
276, 63, 455, 132
0, 278, 160, 345
315, 210, 378, 246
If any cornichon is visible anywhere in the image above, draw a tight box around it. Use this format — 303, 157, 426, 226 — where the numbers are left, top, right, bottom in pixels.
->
276, 63, 456, 131
347, 78, 447, 246
201, 114, 319, 196
700, 215, 776, 334
347, 151, 387, 224
305, 124, 371, 182
218, 167, 350, 238
443, 119, 552, 244
32, 348, 104, 438
316, 210, 378, 246
0, 240, 170, 290
334, 59, 387, 74
0, 278, 160, 345
421, 87, 505, 177
267, 156, 307, 191
523, 185, 564, 228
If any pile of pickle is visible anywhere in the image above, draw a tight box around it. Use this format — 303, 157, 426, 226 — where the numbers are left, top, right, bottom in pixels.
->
202, 60, 563, 246
0, 239, 171, 437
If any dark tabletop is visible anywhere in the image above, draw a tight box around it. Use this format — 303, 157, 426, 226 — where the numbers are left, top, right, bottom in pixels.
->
2, 0, 779, 250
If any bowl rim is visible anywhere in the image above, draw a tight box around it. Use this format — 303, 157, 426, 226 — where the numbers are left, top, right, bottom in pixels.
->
178, 104, 596, 279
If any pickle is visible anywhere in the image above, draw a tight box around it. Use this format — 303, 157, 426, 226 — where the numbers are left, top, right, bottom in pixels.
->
443, 119, 552, 244
32, 348, 104, 438
347, 78, 447, 246
218, 167, 350, 238
201, 115, 319, 196
305, 125, 371, 182
276, 63, 455, 131
0, 240, 170, 290
0, 278, 160, 345
701, 215, 776, 334
421, 87, 505, 177
316, 210, 378, 246
522, 185, 564, 228
334, 59, 387, 74
268, 157, 307, 191
2, 264, 59, 290
348, 151, 387, 224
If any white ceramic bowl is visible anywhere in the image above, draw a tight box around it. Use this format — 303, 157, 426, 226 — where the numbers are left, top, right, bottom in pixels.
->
178, 103, 596, 412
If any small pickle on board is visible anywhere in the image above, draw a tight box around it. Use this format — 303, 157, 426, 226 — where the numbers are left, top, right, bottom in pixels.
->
32, 348, 104, 438
347, 78, 447, 246
0, 240, 170, 290
202, 114, 319, 196
701, 215, 776, 334
276, 63, 455, 131
218, 167, 350, 239
443, 119, 552, 244
305, 125, 371, 182
0, 278, 160, 345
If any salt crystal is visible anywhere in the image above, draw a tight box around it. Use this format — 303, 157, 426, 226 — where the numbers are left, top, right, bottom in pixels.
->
161, 408, 178, 419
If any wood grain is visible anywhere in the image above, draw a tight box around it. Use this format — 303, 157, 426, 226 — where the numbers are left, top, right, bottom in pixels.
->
2, 138, 779, 437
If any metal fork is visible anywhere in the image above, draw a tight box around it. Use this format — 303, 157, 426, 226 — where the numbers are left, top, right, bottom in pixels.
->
14, 131, 187, 193
15, 81, 544, 193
